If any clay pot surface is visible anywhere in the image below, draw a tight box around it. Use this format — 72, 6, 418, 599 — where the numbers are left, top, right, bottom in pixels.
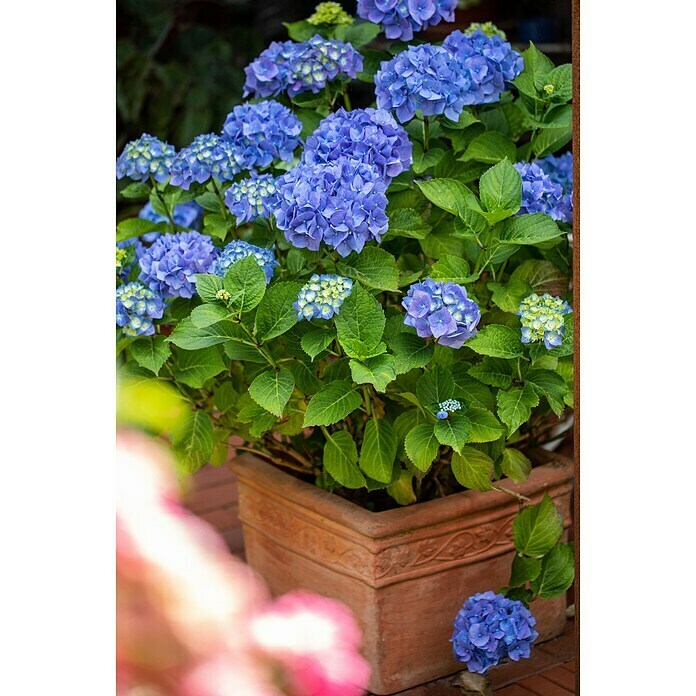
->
233, 453, 573, 695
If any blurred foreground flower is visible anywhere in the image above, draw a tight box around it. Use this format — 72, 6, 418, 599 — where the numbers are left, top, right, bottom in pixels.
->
117, 432, 369, 696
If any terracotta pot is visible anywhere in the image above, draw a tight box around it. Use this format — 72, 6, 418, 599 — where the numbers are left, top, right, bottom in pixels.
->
233, 454, 573, 695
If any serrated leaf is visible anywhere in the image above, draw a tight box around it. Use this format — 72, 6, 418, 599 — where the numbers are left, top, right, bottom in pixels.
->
441, 110, 480, 130
214, 382, 238, 414
255, 282, 303, 341
466, 407, 506, 443
168, 318, 248, 350
497, 384, 540, 435
468, 358, 514, 389
301, 329, 336, 360
130, 335, 171, 376
530, 543, 575, 598
237, 402, 277, 437
334, 282, 385, 355
451, 365, 495, 410
513, 493, 564, 558
499, 213, 564, 245
385, 208, 431, 240
461, 132, 517, 164
171, 410, 214, 474
194, 273, 225, 303
120, 182, 151, 199
416, 178, 474, 216
171, 346, 226, 388
337, 247, 399, 291
349, 354, 396, 392
434, 413, 471, 454
116, 217, 157, 243
248, 368, 294, 417
412, 142, 445, 174
489, 279, 533, 313
287, 360, 322, 394
223, 256, 267, 312
323, 430, 366, 488
500, 447, 532, 483
416, 365, 455, 408
430, 255, 474, 283
360, 418, 397, 483
191, 304, 231, 328
525, 369, 569, 416
509, 555, 542, 587
467, 325, 525, 359
283, 19, 318, 41
391, 333, 434, 374
479, 159, 522, 220
404, 423, 439, 472
333, 20, 381, 47
303, 380, 362, 427
510, 260, 567, 295
451, 446, 494, 491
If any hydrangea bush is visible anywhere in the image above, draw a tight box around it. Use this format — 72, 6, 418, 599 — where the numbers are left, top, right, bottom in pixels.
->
116, 5, 575, 672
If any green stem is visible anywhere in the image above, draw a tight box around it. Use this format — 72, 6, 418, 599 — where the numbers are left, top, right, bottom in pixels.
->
150, 176, 176, 231
362, 385, 372, 417
422, 116, 430, 152
238, 321, 278, 368
516, 359, 524, 383
343, 88, 352, 111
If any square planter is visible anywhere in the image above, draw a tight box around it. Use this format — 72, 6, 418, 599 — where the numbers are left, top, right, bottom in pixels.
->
233, 453, 573, 695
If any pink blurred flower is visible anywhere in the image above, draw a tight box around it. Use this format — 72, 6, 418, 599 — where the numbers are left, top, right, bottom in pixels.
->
250, 591, 371, 696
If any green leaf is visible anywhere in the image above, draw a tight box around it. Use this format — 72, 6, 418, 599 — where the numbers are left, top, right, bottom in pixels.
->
237, 402, 278, 437
333, 20, 381, 47
223, 256, 267, 312
303, 380, 362, 427
542, 64, 572, 103
497, 384, 540, 435
120, 182, 150, 199
357, 49, 391, 83
214, 382, 239, 414
323, 429, 366, 488
478, 159, 522, 221
301, 329, 336, 360
248, 368, 295, 417
533, 124, 573, 158
287, 360, 322, 394
334, 282, 386, 355
430, 255, 474, 283
441, 110, 480, 129
434, 413, 471, 454
513, 493, 564, 558
499, 213, 564, 245
489, 279, 533, 314
254, 282, 303, 341
525, 369, 569, 416
416, 178, 474, 216
360, 418, 397, 483
171, 410, 214, 474
169, 318, 247, 350
467, 325, 525, 359
203, 213, 230, 241
286, 248, 307, 275
468, 358, 514, 389
387, 469, 417, 506
171, 347, 226, 388
391, 333, 434, 374
404, 423, 439, 472
451, 446, 494, 491
195, 192, 223, 213
349, 354, 396, 392
466, 407, 506, 443
337, 247, 399, 291
416, 365, 455, 408
130, 335, 171, 376
385, 208, 431, 240
116, 217, 156, 243
531, 543, 575, 598
509, 555, 542, 587
461, 131, 517, 164
500, 447, 532, 483
283, 19, 317, 41
451, 365, 495, 410
412, 142, 445, 174
420, 223, 469, 259
191, 304, 231, 328
510, 260, 567, 296
194, 274, 225, 303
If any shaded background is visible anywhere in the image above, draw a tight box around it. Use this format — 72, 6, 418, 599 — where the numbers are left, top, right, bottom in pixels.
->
117, 0, 571, 151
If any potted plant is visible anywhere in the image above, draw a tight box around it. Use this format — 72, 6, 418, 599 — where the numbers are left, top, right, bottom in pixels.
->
115, 2, 575, 693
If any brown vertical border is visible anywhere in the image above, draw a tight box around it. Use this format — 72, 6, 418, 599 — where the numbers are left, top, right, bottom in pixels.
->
572, 0, 580, 693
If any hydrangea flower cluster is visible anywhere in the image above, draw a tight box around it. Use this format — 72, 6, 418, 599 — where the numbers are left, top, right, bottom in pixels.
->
465, 21, 507, 38
169, 134, 241, 189
357, 0, 457, 41
451, 591, 539, 674
225, 175, 279, 224
211, 240, 279, 284
538, 152, 573, 195
116, 282, 165, 337
303, 107, 412, 181
436, 399, 462, 420
514, 161, 573, 223
442, 29, 524, 106
139, 201, 203, 235
518, 293, 573, 349
222, 101, 302, 171
308, 1, 353, 25
402, 279, 481, 349
138, 231, 218, 299
375, 44, 470, 122
116, 246, 128, 270
243, 35, 362, 99
274, 159, 389, 257
294, 274, 353, 320
116, 134, 176, 183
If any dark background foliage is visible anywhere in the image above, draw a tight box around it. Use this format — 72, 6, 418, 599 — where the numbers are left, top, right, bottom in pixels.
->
117, 0, 570, 151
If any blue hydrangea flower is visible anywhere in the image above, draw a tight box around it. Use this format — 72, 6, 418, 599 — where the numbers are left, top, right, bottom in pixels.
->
303, 107, 412, 181
442, 29, 524, 106
357, 0, 457, 41
518, 293, 572, 350
274, 159, 389, 257
169, 134, 242, 190
139, 201, 203, 238
374, 43, 470, 122
116, 282, 165, 337
436, 399, 462, 419
138, 231, 218, 300
116, 134, 176, 183
402, 279, 480, 349
224, 175, 279, 224
211, 240, 279, 284
243, 36, 362, 99
294, 274, 353, 320
514, 161, 573, 223
451, 591, 539, 674
222, 101, 302, 171
537, 152, 573, 194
